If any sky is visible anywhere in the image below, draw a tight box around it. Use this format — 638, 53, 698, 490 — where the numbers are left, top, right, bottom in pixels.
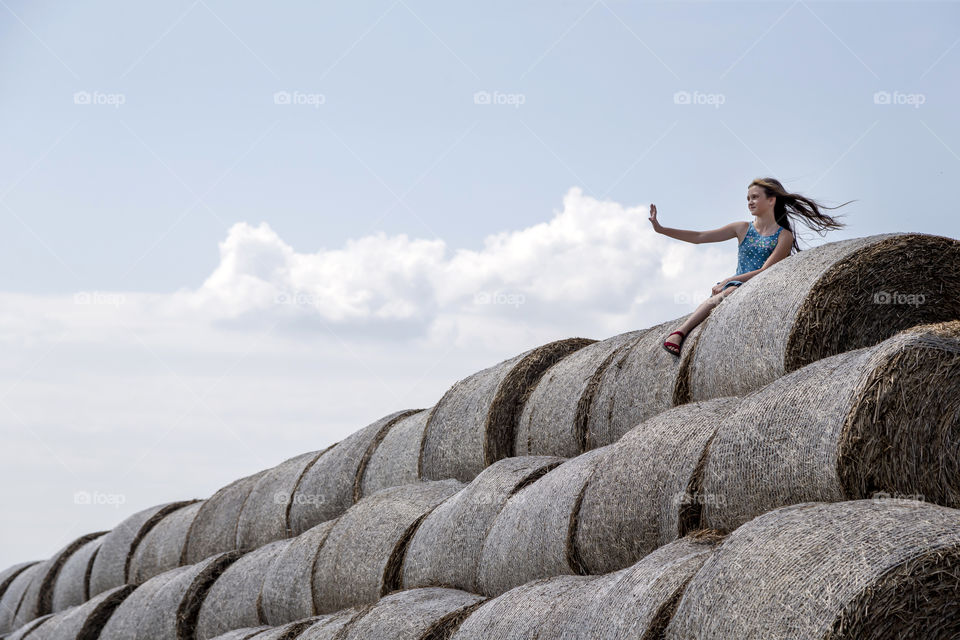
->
1, 1, 958, 567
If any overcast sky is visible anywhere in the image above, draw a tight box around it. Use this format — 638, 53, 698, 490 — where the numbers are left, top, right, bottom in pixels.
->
2, 1, 958, 567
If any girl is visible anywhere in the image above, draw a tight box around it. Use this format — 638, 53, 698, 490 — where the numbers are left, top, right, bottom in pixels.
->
649, 177, 852, 356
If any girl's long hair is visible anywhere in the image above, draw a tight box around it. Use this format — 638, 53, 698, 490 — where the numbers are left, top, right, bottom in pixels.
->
750, 177, 854, 252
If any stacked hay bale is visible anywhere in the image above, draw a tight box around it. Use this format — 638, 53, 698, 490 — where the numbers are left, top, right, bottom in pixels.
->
24, 584, 135, 640
128, 501, 204, 583
356, 410, 433, 499
665, 500, 960, 639
575, 398, 739, 574
336, 587, 485, 640
420, 338, 593, 482
259, 521, 337, 625
701, 321, 960, 532
183, 471, 267, 564
50, 534, 105, 612
0, 562, 44, 634
677, 233, 960, 402
97, 566, 192, 640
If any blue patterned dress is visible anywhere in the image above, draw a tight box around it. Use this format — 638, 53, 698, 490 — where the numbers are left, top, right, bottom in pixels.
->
722, 222, 783, 289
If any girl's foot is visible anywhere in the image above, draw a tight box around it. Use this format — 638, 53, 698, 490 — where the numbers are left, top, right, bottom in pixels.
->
663, 330, 686, 356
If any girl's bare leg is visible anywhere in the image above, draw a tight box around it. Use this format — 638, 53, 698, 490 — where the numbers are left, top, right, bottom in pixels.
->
664, 286, 737, 348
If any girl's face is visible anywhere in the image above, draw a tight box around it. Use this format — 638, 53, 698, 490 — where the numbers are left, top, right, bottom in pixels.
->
747, 185, 775, 217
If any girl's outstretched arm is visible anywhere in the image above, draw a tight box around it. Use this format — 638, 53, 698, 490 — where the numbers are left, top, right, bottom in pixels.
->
648, 204, 747, 244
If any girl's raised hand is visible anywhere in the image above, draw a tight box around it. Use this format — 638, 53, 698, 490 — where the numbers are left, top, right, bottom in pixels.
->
648, 204, 661, 231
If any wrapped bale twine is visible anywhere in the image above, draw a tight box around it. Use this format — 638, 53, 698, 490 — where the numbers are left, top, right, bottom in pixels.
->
666, 500, 960, 639
402, 456, 565, 593
421, 338, 594, 483
28, 584, 135, 640
576, 398, 740, 574
195, 539, 291, 640
288, 410, 418, 536
476, 447, 611, 597
89, 500, 199, 597
313, 480, 463, 613
50, 534, 105, 612
677, 232, 960, 403
135, 551, 241, 640
701, 321, 960, 532
338, 587, 484, 640
357, 410, 432, 499
515, 332, 644, 458
0, 563, 45, 634
129, 501, 204, 584
98, 566, 192, 640
260, 521, 337, 625
236, 450, 331, 552
184, 470, 268, 565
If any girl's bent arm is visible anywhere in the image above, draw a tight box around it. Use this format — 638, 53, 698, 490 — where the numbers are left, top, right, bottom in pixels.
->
727, 229, 794, 283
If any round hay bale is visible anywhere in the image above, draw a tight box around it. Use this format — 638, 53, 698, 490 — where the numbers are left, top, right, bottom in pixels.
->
296, 609, 366, 640
421, 338, 594, 483
98, 566, 193, 640
402, 456, 565, 593
27, 584, 135, 640
0, 562, 46, 634
184, 470, 268, 565
6, 612, 54, 640
677, 233, 960, 403
11, 532, 106, 628
129, 501, 204, 584
356, 410, 432, 499
312, 480, 463, 613
236, 450, 331, 552
515, 332, 644, 458
260, 521, 337, 626
575, 398, 740, 574
0, 562, 38, 603
338, 587, 484, 640
288, 410, 418, 536
476, 447, 610, 597
135, 551, 241, 640
701, 321, 960, 533
584, 316, 709, 448
195, 539, 291, 640
50, 534, 105, 612
665, 500, 960, 639
89, 500, 199, 597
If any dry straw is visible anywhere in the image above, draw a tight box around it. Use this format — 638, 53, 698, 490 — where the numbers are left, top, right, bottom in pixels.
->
356, 410, 433, 499
476, 447, 610, 597
421, 338, 594, 483
665, 500, 960, 639
337, 587, 484, 640
701, 321, 960, 532
677, 233, 960, 403
260, 521, 337, 626
183, 470, 268, 565
0, 562, 46, 634
97, 566, 192, 640
245, 617, 326, 640
88, 500, 198, 597
296, 608, 366, 639
313, 480, 463, 613
402, 456, 564, 593
575, 398, 739, 574
27, 584, 135, 640
515, 332, 643, 458
205, 628, 271, 640
5, 613, 54, 640
50, 534, 105, 612
236, 450, 331, 552
195, 540, 291, 640
288, 410, 418, 536
129, 501, 204, 584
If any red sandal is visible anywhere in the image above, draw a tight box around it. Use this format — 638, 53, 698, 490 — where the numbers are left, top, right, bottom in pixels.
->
663, 330, 686, 356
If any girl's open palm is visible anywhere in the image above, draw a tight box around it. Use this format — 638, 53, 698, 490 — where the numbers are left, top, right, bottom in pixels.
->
648, 204, 661, 231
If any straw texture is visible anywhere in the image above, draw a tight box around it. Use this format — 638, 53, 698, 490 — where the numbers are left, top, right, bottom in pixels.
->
476, 447, 610, 596
701, 321, 960, 532
5, 613, 54, 640
338, 587, 484, 640
0, 563, 45, 634
402, 456, 564, 593
246, 617, 325, 640
50, 534, 104, 612
206, 628, 271, 640
677, 233, 960, 402
313, 480, 463, 613
515, 332, 643, 458
421, 338, 594, 483
297, 609, 366, 640
665, 500, 960, 639
184, 470, 267, 564
576, 398, 739, 574
28, 584, 135, 640
196, 540, 291, 640
97, 566, 192, 640
129, 501, 204, 584
88, 500, 198, 597
260, 521, 336, 626
288, 410, 417, 536
357, 410, 432, 499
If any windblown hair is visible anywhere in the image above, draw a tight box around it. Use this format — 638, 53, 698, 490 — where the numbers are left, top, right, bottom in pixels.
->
750, 177, 853, 252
